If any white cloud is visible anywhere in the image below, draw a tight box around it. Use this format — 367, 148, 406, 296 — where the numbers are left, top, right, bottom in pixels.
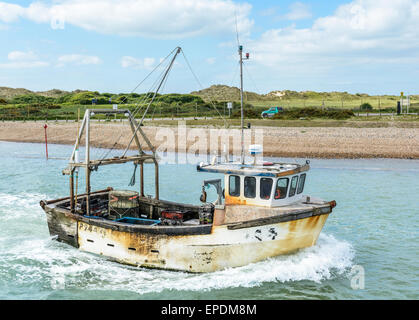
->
0, 50, 48, 68
143, 57, 156, 69
259, 6, 279, 17
57, 54, 102, 66
0, 61, 49, 68
121, 56, 141, 68
0, 2, 24, 23
8, 50, 37, 61
0, 0, 253, 39
206, 57, 216, 64
258, 3, 310, 21
250, 0, 419, 71
285, 2, 312, 20
0, 51, 101, 68
121, 56, 156, 69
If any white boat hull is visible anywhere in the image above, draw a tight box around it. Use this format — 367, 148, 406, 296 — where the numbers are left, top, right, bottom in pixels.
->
76, 213, 329, 272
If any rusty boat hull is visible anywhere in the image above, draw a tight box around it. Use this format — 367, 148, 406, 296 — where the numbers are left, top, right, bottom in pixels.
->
40, 190, 333, 273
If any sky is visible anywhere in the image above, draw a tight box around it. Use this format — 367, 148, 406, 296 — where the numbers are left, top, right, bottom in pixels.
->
0, 0, 418, 95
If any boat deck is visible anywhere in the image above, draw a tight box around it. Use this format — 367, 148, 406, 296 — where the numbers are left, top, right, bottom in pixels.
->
222, 196, 334, 224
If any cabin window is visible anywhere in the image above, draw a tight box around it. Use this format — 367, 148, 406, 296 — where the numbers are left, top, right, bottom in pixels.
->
274, 178, 289, 199
289, 176, 299, 197
260, 178, 273, 200
244, 177, 256, 198
297, 174, 306, 194
229, 175, 241, 197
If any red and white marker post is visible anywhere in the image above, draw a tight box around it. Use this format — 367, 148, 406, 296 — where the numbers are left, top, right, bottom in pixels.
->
43, 124, 48, 160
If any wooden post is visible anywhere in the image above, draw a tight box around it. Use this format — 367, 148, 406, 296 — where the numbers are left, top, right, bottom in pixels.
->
154, 160, 159, 200
43, 124, 48, 160
128, 115, 143, 154
379, 98, 381, 117
85, 110, 91, 215
140, 162, 144, 197
70, 169, 75, 213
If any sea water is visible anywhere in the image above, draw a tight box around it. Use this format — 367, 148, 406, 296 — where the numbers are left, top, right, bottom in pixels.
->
0, 141, 417, 300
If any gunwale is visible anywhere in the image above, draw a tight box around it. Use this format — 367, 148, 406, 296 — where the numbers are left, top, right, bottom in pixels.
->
40, 190, 333, 236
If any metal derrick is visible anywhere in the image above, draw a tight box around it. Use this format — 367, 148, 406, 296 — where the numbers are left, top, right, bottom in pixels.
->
62, 46, 230, 215
62, 48, 183, 215
63, 108, 160, 215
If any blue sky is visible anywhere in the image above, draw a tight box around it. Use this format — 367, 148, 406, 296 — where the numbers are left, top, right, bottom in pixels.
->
0, 0, 418, 95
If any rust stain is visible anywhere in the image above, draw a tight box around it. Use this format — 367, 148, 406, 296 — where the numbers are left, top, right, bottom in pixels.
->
75, 212, 330, 273
288, 219, 297, 233
225, 195, 247, 205
276, 164, 309, 177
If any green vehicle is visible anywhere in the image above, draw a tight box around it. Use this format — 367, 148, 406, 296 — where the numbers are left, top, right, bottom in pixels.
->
261, 106, 283, 118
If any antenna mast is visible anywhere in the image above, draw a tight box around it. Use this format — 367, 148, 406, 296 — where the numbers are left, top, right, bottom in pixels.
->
238, 44, 249, 164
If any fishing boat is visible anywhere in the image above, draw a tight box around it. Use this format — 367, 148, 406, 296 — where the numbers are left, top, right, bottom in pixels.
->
39, 46, 336, 273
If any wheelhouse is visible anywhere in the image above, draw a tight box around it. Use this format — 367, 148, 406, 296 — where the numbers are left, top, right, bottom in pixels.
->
197, 161, 310, 207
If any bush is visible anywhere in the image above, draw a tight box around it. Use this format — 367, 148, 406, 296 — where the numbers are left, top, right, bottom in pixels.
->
68, 92, 96, 105
68, 91, 110, 105
360, 103, 373, 111
115, 95, 128, 104
232, 108, 260, 119
158, 94, 204, 104
272, 107, 354, 120
10, 94, 55, 104
0, 98, 7, 104
56, 93, 74, 104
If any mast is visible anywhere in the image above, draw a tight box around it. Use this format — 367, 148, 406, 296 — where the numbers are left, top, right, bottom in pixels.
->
239, 45, 249, 164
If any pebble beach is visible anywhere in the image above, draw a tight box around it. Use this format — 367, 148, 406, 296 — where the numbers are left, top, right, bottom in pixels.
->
0, 121, 418, 159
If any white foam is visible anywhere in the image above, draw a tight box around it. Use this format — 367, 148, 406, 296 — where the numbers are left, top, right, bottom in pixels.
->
0, 191, 355, 294
1, 232, 354, 294
0, 192, 48, 221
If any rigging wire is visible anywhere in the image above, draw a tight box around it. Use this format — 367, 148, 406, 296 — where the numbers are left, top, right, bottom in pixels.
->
180, 49, 227, 127
95, 50, 178, 162
243, 63, 262, 96
235, 11, 240, 47
119, 47, 179, 106
122, 48, 181, 157
230, 61, 240, 88
150, 69, 171, 119
85, 46, 229, 165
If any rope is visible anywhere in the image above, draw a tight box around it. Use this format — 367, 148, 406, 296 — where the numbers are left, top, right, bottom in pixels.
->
128, 163, 138, 186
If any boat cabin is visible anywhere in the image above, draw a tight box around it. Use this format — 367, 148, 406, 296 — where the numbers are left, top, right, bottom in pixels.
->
197, 161, 310, 207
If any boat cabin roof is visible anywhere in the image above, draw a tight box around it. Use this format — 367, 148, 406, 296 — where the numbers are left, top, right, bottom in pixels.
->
197, 161, 310, 177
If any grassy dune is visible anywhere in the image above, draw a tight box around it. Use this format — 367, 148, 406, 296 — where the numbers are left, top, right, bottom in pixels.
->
0, 85, 417, 121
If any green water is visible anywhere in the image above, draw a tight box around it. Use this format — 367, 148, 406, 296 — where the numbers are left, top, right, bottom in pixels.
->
0, 141, 418, 300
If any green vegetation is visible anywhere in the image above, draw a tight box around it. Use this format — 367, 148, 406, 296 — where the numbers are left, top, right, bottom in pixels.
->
360, 103, 373, 111
10, 94, 55, 105
272, 107, 354, 120
0, 85, 418, 122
